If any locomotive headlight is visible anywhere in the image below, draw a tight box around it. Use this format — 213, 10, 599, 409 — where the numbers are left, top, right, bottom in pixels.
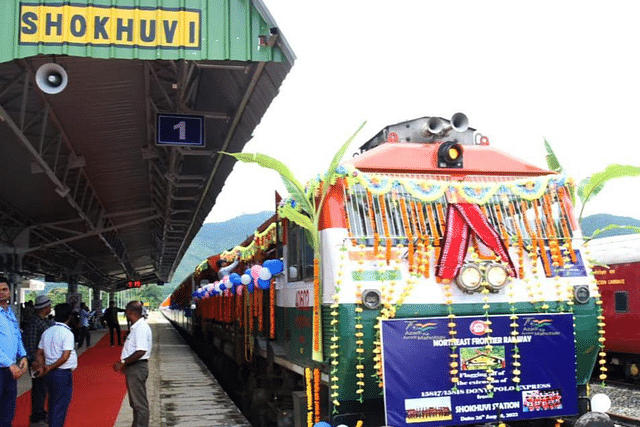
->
485, 262, 509, 292
573, 284, 590, 304
362, 289, 382, 309
456, 264, 483, 293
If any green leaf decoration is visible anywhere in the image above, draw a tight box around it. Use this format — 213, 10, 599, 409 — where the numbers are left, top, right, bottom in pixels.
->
587, 224, 640, 241
577, 164, 640, 221
222, 151, 315, 217
543, 139, 576, 204
278, 204, 317, 246
326, 121, 366, 183
543, 139, 563, 173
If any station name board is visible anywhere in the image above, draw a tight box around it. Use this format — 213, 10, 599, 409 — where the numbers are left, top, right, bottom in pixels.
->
19, 3, 201, 49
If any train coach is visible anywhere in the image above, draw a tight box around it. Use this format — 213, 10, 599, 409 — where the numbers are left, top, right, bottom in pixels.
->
587, 234, 640, 380
163, 114, 607, 427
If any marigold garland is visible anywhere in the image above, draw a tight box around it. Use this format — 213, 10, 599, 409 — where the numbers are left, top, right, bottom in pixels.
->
378, 194, 392, 265
354, 279, 365, 401
366, 190, 379, 257
329, 245, 345, 412
531, 200, 552, 278
269, 278, 275, 339
556, 186, 577, 263
305, 367, 313, 427
443, 281, 459, 387
507, 201, 525, 278
314, 368, 321, 423
425, 203, 440, 271
313, 258, 321, 353
583, 244, 608, 383
399, 198, 414, 272
414, 201, 431, 278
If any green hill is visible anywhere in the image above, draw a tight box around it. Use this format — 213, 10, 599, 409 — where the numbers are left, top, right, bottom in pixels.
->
581, 214, 640, 238
165, 211, 272, 293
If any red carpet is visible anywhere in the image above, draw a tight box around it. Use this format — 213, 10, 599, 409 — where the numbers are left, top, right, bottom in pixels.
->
13, 332, 128, 427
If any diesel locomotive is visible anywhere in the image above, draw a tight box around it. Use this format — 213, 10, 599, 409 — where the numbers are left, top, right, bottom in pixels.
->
163, 114, 606, 427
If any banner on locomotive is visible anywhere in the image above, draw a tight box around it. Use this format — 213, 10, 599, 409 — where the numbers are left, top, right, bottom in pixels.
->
381, 313, 578, 427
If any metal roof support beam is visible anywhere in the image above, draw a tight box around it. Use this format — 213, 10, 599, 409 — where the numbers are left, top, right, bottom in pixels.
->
26, 214, 161, 252
171, 60, 268, 278
0, 66, 137, 279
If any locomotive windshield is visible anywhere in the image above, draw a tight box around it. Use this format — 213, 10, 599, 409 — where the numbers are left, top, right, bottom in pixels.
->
344, 172, 577, 279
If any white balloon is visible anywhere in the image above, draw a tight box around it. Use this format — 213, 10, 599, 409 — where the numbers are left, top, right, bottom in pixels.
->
241, 274, 252, 285
259, 268, 272, 281
591, 393, 612, 413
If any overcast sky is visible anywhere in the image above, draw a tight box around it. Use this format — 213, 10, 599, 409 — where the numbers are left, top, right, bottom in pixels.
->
206, 1, 640, 224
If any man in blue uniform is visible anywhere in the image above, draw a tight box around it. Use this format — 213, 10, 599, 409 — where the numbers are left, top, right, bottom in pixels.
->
0, 276, 28, 427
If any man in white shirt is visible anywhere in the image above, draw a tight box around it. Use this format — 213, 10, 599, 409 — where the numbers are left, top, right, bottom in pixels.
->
113, 301, 152, 427
77, 302, 94, 348
35, 303, 78, 427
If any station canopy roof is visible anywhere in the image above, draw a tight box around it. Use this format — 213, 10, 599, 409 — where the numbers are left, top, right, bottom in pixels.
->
0, 0, 294, 291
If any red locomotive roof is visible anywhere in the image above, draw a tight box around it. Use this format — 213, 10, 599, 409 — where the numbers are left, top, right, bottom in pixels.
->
345, 142, 553, 176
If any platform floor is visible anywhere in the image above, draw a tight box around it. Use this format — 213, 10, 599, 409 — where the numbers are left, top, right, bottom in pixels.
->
18, 312, 250, 427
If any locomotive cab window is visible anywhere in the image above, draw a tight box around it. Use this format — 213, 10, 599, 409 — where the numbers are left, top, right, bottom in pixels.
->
287, 222, 314, 282
614, 291, 629, 313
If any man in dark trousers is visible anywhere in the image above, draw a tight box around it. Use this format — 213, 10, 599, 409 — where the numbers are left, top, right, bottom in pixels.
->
22, 295, 54, 427
35, 303, 77, 427
103, 301, 125, 346
0, 277, 28, 427
113, 301, 152, 427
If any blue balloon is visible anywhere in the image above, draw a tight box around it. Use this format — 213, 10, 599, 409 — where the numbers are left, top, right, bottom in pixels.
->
229, 273, 242, 285
244, 268, 252, 276
247, 282, 255, 293
257, 278, 270, 290
263, 259, 284, 275
314, 422, 332, 427
219, 283, 226, 291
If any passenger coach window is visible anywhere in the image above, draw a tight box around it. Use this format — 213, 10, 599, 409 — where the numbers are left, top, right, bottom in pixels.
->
614, 291, 628, 313
287, 223, 314, 282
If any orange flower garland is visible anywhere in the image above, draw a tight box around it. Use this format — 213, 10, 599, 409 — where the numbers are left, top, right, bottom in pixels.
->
366, 190, 379, 257
313, 258, 320, 353
314, 368, 321, 423
426, 203, 440, 270
531, 200, 552, 278
378, 194, 392, 264
305, 367, 313, 427
556, 186, 577, 263
270, 278, 275, 339
399, 197, 414, 272
354, 279, 365, 401
507, 201, 525, 278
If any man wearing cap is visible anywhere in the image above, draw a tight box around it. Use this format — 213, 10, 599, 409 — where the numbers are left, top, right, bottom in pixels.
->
113, 300, 152, 427
0, 276, 28, 427
34, 303, 78, 427
23, 295, 54, 426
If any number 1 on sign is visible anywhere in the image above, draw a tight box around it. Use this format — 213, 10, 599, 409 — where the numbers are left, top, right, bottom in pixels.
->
173, 121, 186, 140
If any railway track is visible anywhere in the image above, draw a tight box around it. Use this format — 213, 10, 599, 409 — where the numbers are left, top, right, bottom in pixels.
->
589, 380, 640, 425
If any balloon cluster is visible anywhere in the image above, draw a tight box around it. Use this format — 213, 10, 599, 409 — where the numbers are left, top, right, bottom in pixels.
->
192, 259, 284, 300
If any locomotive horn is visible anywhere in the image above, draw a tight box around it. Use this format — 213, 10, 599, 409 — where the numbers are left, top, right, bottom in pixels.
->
35, 63, 68, 94
451, 112, 469, 132
423, 116, 444, 135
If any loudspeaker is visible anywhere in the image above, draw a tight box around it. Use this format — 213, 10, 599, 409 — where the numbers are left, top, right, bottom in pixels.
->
35, 63, 68, 94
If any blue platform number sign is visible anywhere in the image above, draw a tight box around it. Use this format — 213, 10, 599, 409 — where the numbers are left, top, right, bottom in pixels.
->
156, 114, 204, 147
381, 313, 578, 427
